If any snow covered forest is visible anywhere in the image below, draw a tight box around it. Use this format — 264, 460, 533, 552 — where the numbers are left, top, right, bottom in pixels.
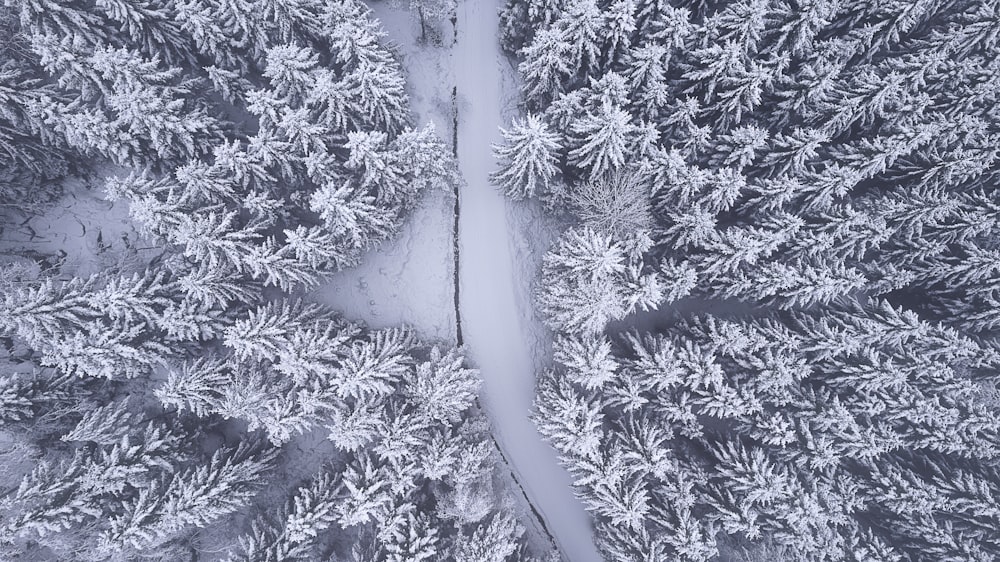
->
2, 0, 1000, 559
493, 0, 1000, 560
0, 0, 540, 559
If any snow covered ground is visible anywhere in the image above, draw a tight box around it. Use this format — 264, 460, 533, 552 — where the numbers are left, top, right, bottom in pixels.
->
310, 186, 457, 343
454, 1, 604, 561
0, 173, 150, 279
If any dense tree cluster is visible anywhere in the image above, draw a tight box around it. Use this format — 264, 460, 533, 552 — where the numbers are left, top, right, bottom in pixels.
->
497, 0, 1000, 560
0, 0, 531, 560
5, 0, 457, 284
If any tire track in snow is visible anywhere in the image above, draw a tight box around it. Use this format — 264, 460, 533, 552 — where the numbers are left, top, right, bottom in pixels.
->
452, 1, 604, 560
452, 84, 464, 346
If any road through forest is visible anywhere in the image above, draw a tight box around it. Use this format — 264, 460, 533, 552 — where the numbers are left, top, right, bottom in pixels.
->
453, 2, 604, 560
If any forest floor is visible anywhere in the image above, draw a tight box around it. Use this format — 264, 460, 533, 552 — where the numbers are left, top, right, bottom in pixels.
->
0, 172, 148, 279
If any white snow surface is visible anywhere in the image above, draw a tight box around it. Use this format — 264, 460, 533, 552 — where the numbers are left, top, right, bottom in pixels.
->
454, 2, 603, 561
0, 173, 150, 279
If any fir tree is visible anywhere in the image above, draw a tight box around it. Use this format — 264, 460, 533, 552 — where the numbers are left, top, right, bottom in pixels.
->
491, 114, 562, 199
102, 440, 278, 553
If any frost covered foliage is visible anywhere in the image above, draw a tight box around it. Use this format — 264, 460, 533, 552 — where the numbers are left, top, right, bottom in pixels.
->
228, 413, 529, 562
0, 0, 528, 559
538, 306, 1000, 561
537, 227, 687, 334
499, 0, 1000, 559
0, 387, 279, 560
0, 297, 531, 560
169, 304, 532, 561
395, 0, 457, 42
4, 0, 456, 290
0, 270, 232, 380
161, 301, 480, 447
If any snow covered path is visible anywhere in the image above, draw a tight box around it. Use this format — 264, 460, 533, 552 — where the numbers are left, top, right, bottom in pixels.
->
454, 2, 603, 561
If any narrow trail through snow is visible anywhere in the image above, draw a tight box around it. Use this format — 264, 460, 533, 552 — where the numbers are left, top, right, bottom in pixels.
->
454, 2, 604, 561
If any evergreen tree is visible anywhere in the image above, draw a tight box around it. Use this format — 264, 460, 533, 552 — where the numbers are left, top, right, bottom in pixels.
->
401, 0, 456, 42
491, 114, 562, 199
567, 101, 633, 179
0, 369, 87, 429
102, 440, 278, 553
537, 226, 668, 334
519, 27, 573, 105
1, 415, 198, 554
227, 469, 341, 562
